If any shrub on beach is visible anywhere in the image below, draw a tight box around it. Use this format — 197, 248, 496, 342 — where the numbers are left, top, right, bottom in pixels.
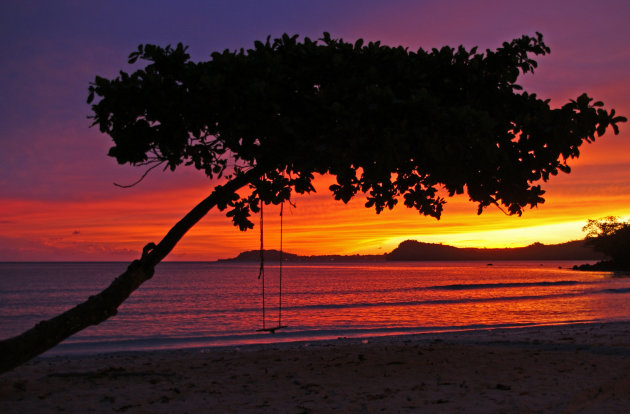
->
575, 217, 630, 270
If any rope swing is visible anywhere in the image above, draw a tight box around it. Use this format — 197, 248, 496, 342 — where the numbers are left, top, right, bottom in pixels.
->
256, 202, 287, 334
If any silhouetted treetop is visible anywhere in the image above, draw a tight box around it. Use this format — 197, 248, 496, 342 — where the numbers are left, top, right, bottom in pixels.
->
88, 32, 625, 229
583, 216, 630, 267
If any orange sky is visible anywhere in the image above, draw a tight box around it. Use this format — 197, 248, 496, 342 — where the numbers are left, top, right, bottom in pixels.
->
1, 1, 629, 261
3, 153, 629, 261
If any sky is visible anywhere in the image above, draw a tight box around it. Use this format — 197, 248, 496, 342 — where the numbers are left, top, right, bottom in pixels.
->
1, 0, 629, 261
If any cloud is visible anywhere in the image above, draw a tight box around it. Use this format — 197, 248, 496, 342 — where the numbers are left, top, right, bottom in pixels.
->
0, 235, 137, 262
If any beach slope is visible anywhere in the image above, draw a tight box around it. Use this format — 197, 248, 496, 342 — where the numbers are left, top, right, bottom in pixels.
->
2, 322, 630, 413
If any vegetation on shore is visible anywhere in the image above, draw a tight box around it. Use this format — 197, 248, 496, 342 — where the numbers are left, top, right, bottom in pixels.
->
573, 217, 630, 271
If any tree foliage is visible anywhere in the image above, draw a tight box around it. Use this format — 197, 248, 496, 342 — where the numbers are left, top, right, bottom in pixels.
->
88, 33, 625, 230
1, 32, 626, 375
583, 216, 630, 266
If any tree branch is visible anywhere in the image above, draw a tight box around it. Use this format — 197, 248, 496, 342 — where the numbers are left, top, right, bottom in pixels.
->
0, 166, 263, 374
113, 161, 165, 188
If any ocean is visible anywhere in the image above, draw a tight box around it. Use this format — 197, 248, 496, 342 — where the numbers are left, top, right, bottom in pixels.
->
1, 261, 629, 356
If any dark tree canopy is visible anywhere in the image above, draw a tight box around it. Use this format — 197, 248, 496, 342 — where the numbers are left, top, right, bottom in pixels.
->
1, 33, 624, 375
88, 32, 625, 230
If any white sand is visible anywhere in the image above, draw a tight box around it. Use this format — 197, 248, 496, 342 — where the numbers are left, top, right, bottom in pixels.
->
2, 322, 630, 413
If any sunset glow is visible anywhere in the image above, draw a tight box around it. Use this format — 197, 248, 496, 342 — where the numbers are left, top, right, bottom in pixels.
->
1, 0, 629, 261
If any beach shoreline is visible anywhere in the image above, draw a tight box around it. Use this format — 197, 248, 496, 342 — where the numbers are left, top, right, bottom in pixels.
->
3, 321, 630, 413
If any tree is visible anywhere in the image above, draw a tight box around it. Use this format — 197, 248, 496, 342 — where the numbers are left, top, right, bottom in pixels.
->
582, 216, 630, 267
0, 33, 625, 374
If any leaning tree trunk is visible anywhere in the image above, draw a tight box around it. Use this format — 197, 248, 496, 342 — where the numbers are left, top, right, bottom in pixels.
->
0, 168, 261, 374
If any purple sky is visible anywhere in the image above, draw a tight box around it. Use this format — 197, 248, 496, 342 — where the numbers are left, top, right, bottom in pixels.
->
1, 0, 629, 260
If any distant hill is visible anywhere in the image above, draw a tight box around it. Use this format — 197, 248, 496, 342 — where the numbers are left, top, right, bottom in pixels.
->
218, 249, 383, 262
220, 249, 301, 262
218, 239, 603, 262
385, 240, 603, 261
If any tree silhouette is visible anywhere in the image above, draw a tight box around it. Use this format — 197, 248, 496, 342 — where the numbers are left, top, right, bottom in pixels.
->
582, 216, 630, 268
0, 33, 625, 373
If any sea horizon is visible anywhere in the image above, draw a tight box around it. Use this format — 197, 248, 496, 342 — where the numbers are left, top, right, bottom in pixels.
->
0, 259, 600, 263
3, 260, 627, 358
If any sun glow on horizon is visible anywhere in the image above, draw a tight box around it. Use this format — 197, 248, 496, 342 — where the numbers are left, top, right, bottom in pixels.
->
1, 1, 630, 262
382, 221, 593, 251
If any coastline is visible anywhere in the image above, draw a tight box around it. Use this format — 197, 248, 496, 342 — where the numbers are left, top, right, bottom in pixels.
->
573, 260, 630, 272
3, 321, 630, 413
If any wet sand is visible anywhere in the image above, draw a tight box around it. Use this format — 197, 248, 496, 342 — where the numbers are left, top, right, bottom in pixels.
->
2, 322, 630, 413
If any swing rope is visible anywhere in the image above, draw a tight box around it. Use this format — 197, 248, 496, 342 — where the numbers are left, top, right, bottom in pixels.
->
257, 202, 265, 329
278, 202, 283, 327
256, 201, 287, 333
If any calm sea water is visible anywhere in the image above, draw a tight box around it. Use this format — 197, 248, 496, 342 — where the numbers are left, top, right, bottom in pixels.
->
1, 261, 630, 355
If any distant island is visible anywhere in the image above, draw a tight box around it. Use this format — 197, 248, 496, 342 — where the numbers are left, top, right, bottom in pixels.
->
218, 239, 603, 263
218, 249, 384, 263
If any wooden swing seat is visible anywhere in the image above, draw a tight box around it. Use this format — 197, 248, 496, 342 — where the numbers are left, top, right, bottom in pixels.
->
256, 325, 288, 334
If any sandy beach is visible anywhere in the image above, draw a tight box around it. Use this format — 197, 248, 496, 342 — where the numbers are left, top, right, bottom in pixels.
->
2, 322, 630, 413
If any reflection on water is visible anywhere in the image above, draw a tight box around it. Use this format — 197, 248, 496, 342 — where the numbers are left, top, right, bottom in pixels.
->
1, 261, 629, 354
